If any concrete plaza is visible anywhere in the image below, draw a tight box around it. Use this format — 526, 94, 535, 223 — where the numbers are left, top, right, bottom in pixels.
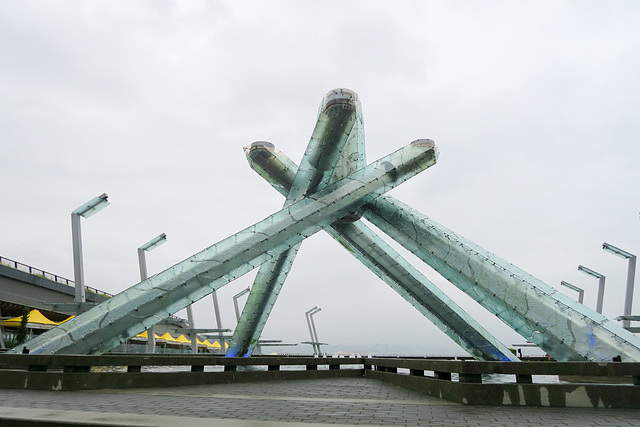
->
0, 377, 639, 426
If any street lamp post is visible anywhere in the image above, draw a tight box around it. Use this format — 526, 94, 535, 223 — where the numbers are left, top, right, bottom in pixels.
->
578, 265, 606, 314
561, 281, 585, 304
309, 308, 322, 355
304, 307, 317, 354
138, 233, 167, 353
603, 243, 637, 329
305, 307, 322, 355
72, 193, 110, 305
185, 305, 198, 354
233, 287, 251, 322
211, 291, 224, 352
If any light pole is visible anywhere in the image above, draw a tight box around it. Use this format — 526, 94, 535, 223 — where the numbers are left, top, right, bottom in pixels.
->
561, 281, 585, 304
138, 233, 167, 353
305, 307, 322, 355
72, 193, 110, 305
309, 308, 322, 355
603, 243, 637, 329
211, 291, 224, 352
578, 265, 606, 314
233, 287, 251, 322
305, 307, 317, 354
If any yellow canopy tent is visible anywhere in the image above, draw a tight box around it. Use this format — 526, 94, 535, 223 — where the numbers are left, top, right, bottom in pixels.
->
159, 332, 177, 342
209, 340, 229, 349
175, 334, 191, 344
134, 330, 160, 339
1, 309, 58, 327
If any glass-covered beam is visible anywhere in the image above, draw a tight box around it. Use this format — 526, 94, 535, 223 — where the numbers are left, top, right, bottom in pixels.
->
11, 140, 437, 355
228, 89, 364, 356
239, 142, 518, 361
364, 196, 640, 362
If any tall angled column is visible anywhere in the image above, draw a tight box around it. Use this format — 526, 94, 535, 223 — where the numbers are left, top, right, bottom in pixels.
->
228, 88, 362, 356
242, 142, 518, 361
11, 140, 437, 355
364, 195, 640, 362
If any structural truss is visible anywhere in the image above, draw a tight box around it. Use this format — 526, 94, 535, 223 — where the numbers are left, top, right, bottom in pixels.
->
13, 89, 640, 362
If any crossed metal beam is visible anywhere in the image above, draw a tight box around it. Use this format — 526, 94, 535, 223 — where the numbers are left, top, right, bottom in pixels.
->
11, 90, 437, 355
12, 89, 640, 362
228, 89, 517, 361
229, 89, 640, 362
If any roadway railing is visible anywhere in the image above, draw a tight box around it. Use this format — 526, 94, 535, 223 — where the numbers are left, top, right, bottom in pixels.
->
365, 357, 640, 408
1, 354, 640, 407
0, 255, 112, 298
0, 354, 363, 390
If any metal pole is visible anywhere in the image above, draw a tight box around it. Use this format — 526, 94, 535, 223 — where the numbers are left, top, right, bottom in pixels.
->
138, 248, 156, 353
71, 212, 85, 303
211, 292, 223, 330
561, 281, 585, 305
186, 305, 197, 354
138, 232, 167, 353
596, 276, 606, 314
305, 307, 317, 355
310, 308, 321, 355
233, 287, 250, 322
233, 297, 241, 322
137, 248, 148, 280
211, 291, 224, 353
623, 256, 637, 329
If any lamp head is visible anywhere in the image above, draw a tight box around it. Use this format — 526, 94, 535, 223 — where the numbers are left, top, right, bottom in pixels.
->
561, 281, 583, 293
578, 265, 605, 279
73, 193, 110, 218
139, 233, 167, 252
602, 242, 635, 259
233, 287, 251, 299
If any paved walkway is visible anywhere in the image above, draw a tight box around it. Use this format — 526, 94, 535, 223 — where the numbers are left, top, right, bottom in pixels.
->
0, 378, 639, 426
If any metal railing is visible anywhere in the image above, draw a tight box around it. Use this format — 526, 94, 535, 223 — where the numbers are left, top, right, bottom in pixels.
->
365, 357, 640, 385
1, 354, 640, 408
365, 357, 640, 408
0, 354, 363, 390
0, 256, 187, 323
0, 255, 112, 298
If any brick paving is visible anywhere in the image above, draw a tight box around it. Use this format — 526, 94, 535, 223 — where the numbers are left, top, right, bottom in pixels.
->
0, 377, 639, 426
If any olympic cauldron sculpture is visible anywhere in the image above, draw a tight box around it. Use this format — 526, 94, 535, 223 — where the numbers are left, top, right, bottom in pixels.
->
14, 89, 640, 362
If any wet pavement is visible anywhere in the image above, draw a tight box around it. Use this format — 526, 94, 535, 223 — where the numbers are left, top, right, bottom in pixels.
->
0, 377, 639, 426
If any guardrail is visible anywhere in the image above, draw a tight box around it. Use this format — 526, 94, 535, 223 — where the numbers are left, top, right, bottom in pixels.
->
0, 256, 185, 322
365, 357, 640, 408
3, 354, 640, 408
0, 354, 363, 391
0, 255, 112, 298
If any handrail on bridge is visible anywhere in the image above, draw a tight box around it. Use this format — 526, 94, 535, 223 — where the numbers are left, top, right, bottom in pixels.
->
1, 255, 197, 323
0, 255, 112, 298
365, 357, 640, 385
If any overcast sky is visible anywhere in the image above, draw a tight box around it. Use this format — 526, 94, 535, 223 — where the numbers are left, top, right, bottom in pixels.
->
2, 1, 639, 356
